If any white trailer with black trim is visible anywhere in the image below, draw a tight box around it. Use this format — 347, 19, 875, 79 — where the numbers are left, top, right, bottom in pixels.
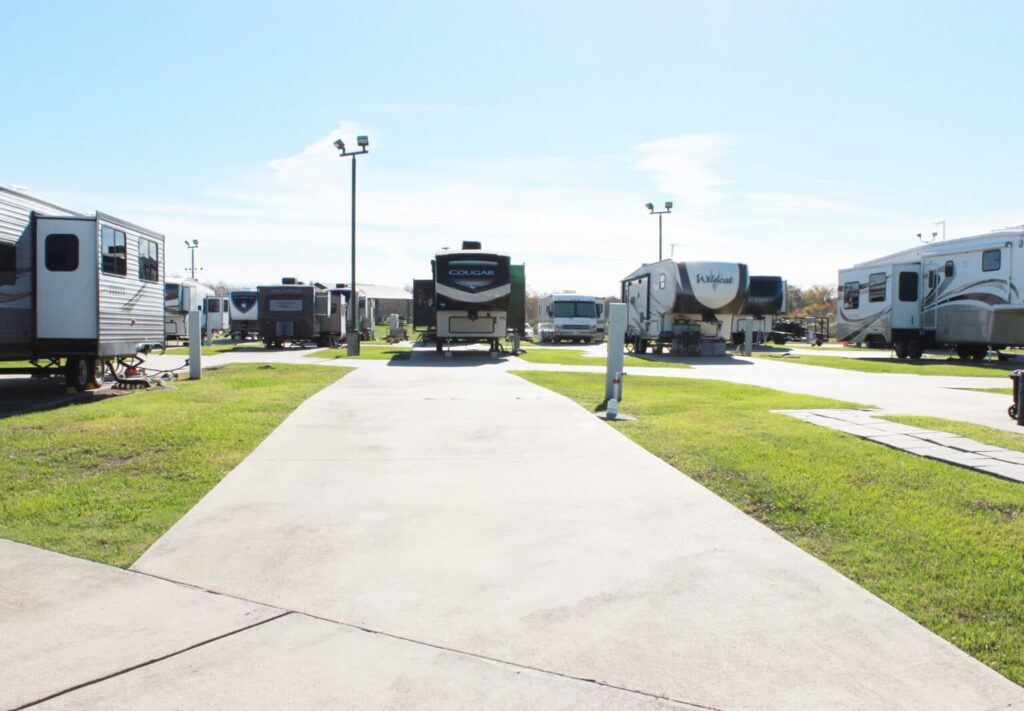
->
836, 226, 1024, 359
621, 259, 749, 355
164, 278, 214, 343
228, 290, 258, 339
0, 186, 165, 390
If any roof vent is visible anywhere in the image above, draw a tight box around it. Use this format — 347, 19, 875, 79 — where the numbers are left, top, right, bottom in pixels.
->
281, 277, 298, 285
462, 241, 481, 250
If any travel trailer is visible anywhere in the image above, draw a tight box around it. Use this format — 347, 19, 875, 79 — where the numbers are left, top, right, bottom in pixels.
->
334, 285, 374, 340
204, 296, 230, 336
0, 186, 165, 390
621, 259, 751, 356
164, 278, 214, 342
257, 280, 344, 348
228, 290, 258, 339
536, 293, 605, 343
729, 276, 788, 345
836, 227, 1024, 359
413, 241, 517, 352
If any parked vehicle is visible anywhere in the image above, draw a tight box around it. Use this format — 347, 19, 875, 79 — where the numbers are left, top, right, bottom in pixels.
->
0, 186, 165, 390
836, 227, 1024, 359
228, 290, 259, 340
164, 278, 214, 343
414, 241, 520, 353
257, 279, 344, 348
204, 295, 230, 336
536, 293, 605, 343
729, 276, 787, 346
621, 259, 750, 355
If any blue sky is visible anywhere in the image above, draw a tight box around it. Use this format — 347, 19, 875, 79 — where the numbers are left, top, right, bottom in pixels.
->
3, 1, 1022, 294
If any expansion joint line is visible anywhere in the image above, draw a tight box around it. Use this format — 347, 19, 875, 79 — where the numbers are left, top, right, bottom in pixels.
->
11, 611, 292, 711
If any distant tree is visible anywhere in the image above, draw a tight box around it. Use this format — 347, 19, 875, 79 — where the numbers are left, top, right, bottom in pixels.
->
787, 284, 835, 320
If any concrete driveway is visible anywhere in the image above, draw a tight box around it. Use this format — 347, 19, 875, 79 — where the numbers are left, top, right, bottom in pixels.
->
119, 361, 1022, 710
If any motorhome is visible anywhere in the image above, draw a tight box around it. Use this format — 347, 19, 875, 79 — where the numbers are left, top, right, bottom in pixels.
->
836, 227, 1024, 359
0, 186, 165, 390
228, 290, 258, 339
257, 279, 344, 348
413, 241, 515, 352
536, 293, 605, 343
164, 278, 214, 343
621, 259, 750, 355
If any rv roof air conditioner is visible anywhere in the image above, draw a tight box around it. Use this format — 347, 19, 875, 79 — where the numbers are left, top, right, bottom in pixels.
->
462, 241, 482, 250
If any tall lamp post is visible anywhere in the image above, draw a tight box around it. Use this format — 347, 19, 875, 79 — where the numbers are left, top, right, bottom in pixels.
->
645, 201, 673, 260
184, 239, 199, 278
333, 135, 370, 356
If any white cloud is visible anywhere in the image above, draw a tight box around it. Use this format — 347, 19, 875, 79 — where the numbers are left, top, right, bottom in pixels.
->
78, 124, 972, 296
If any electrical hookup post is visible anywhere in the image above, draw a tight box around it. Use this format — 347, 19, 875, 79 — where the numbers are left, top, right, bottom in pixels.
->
188, 310, 202, 380
603, 303, 626, 419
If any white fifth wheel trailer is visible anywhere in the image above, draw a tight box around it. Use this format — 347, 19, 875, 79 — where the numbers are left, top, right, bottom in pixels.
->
228, 290, 258, 339
0, 186, 165, 390
622, 259, 751, 355
164, 278, 214, 343
836, 226, 1024, 359
536, 293, 605, 343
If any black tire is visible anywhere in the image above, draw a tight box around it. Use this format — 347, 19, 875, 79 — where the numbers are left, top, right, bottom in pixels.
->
956, 345, 972, 361
972, 346, 988, 361
908, 341, 924, 360
636, 337, 647, 355
64, 356, 90, 392
1009, 405, 1018, 420
435, 340, 443, 353
893, 340, 908, 360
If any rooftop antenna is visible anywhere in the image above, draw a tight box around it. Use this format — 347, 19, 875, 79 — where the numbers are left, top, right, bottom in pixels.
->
934, 219, 946, 240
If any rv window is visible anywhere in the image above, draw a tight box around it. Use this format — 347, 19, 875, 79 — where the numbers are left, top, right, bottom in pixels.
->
138, 237, 160, 282
206, 298, 220, 313
928, 271, 936, 289
983, 249, 1001, 272
898, 272, 918, 302
842, 282, 860, 310
0, 243, 16, 285
269, 299, 303, 312
165, 283, 180, 302
658, 273, 666, 290
45, 234, 79, 272
944, 261, 954, 278
100, 226, 127, 276
868, 273, 886, 303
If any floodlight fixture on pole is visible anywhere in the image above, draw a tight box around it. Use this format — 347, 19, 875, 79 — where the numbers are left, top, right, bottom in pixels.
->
646, 201, 673, 261
334, 135, 371, 356
184, 239, 199, 279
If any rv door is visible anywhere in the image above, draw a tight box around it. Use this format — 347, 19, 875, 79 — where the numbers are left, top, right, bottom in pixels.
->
892, 263, 920, 330
35, 218, 98, 342
624, 276, 649, 334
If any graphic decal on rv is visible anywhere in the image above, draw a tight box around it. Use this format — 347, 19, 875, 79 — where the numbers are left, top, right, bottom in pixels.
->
446, 260, 499, 291
837, 306, 892, 342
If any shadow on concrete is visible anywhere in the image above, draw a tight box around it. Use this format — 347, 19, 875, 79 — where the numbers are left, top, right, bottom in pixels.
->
389, 348, 512, 368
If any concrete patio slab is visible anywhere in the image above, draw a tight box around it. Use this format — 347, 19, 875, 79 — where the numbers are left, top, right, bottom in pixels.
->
0, 539, 281, 710
132, 366, 1024, 710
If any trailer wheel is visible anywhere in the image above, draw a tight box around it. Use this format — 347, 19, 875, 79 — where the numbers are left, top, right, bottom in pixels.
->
435, 340, 443, 353
88, 357, 106, 388
893, 340, 909, 360
635, 337, 647, 354
1010, 405, 1017, 420
64, 356, 90, 392
956, 345, 972, 361
908, 341, 924, 360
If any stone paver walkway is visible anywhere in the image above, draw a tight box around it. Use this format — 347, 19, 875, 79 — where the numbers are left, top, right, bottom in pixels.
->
777, 409, 1024, 483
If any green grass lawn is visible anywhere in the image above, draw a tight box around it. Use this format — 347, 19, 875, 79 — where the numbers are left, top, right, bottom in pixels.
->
756, 353, 1015, 377
305, 344, 411, 361
164, 342, 264, 356
517, 348, 690, 369
515, 370, 1024, 684
0, 363, 349, 567
950, 387, 1015, 396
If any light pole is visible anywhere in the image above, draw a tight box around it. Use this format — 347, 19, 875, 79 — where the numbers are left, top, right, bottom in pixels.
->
333, 135, 370, 356
184, 239, 199, 279
645, 201, 673, 260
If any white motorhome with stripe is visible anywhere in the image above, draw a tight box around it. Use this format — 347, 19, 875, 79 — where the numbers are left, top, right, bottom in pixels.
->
836, 226, 1024, 359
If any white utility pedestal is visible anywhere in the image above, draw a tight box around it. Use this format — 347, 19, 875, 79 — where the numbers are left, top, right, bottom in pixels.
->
605, 303, 626, 405
188, 310, 202, 380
